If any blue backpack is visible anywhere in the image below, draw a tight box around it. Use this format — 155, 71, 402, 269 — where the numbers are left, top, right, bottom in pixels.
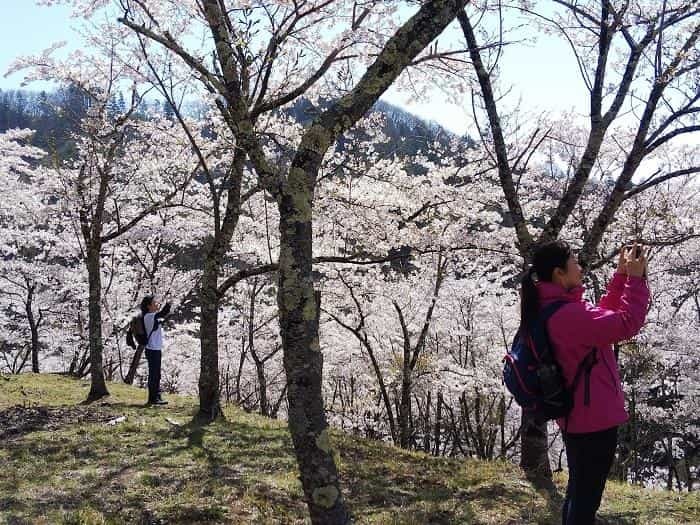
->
503, 301, 597, 423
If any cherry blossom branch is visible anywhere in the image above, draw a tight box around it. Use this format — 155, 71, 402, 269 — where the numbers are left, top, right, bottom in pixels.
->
623, 168, 700, 201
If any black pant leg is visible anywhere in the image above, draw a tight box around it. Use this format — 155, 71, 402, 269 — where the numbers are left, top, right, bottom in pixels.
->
563, 426, 618, 525
154, 350, 162, 398
586, 427, 617, 517
562, 430, 583, 525
145, 350, 159, 402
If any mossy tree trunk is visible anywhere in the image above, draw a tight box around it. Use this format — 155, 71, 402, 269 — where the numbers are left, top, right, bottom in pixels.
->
122, 1, 466, 521
275, 4, 466, 520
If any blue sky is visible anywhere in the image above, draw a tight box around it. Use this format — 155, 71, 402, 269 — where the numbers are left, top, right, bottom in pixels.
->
1, 2, 588, 135
1, 3, 75, 86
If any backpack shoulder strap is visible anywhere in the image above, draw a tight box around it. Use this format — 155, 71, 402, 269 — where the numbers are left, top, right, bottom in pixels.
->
527, 300, 567, 336
142, 314, 156, 347
568, 347, 598, 396
563, 347, 598, 435
526, 301, 567, 360
538, 300, 567, 324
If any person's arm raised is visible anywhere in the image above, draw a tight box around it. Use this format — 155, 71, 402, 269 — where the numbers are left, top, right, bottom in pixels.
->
597, 246, 628, 311
571, 244, 650, 347
155, 302, 171, 321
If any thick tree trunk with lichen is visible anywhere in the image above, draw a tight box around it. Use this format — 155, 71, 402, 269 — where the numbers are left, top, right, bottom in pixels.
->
277, 163, 349, 522
274, 5, 467, 521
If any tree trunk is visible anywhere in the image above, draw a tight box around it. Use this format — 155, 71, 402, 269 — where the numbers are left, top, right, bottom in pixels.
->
278, 187, 350, 523
86, 247, 109, 401
236, 336, 246, 404
423, 390, 432, 453
271, 3, 466, 520
198, 263, 222, 420
248, 281, 269, 416
498, 395, 506, 460
197, 151, 246, 421
26, 285, 40, 373
399, 367, 412, 449
684, 453, 693, 492
124, 344, 144, 385
434, 391, 443, 457
666, 435, 674, 491
520, 415, 552, 486
255, 361, 268, 417
360, 335, 398, 444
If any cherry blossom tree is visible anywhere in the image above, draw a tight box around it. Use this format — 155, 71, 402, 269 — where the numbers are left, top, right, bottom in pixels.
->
0, 130, 72, 373
109, 2, 471, 519
457, 0, 700, 482
9, 44, 200, 399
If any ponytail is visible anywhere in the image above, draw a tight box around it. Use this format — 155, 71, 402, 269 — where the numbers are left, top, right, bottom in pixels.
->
519, 240, 572, 334
520, 266, 539, 331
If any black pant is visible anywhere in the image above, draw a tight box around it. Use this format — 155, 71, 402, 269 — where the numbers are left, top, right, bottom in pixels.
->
562, 426, 618, 525
145, 349, 162, 402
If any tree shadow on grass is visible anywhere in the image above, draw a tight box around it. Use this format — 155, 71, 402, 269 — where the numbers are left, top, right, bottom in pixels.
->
0, 405, 118, 441
338, 439, 480, 523
1, 400, 657, 525
528, 475, 564, 524
146, 418, 308, 520
156, 416, 296, 473
0, 404, 656, 525
526, 473, 642, 525
0, 449, 153, 522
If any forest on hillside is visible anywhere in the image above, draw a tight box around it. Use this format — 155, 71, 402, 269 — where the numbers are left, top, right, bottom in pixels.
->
1, 1, 698, 523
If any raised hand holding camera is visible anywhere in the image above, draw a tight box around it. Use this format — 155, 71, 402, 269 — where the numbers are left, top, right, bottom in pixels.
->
625, 242, 648, 279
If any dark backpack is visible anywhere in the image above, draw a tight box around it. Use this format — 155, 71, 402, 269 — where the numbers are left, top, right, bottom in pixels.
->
503, 300, 597, 424
126, 315, 150, 348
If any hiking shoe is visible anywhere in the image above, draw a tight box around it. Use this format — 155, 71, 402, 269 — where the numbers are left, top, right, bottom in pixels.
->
153, 398, 168, 405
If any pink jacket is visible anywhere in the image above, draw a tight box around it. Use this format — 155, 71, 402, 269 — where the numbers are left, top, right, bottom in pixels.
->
537, 273, 650, 434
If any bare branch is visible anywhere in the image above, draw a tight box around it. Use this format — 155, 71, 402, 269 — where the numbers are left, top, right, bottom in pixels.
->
118, 16, 225, 95
623, 167, 700, 200
458, 9, 532, 254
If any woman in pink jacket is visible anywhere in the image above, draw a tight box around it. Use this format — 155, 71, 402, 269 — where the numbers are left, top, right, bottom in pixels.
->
521, 240, 650, 525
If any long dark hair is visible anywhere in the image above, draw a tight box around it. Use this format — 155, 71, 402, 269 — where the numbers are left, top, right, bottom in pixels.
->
520, 240, 571, 331
140, 295, 154, 315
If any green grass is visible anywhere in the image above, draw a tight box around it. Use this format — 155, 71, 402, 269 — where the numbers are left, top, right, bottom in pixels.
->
0, 373, 697, 524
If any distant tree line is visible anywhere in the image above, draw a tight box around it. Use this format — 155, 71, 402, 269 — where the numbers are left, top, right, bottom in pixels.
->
0, 86, 470, 163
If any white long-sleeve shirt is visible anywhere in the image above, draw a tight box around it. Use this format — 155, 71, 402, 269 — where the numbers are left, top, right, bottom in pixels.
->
143, 308, 168, 350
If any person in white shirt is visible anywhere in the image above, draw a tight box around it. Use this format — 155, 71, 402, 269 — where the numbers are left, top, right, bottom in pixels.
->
140, 295, 171, 405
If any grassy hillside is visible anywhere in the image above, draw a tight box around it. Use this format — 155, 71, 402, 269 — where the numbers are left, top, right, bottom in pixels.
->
0, 374, 697, 524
